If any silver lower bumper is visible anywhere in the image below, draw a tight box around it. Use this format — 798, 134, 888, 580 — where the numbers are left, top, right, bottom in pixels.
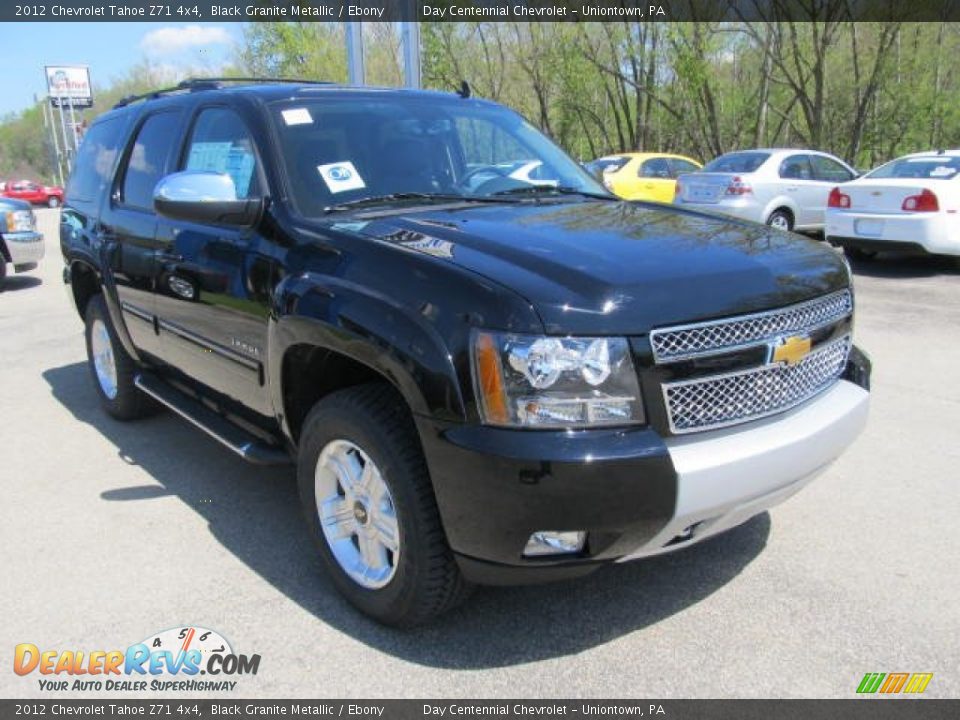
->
617, 379, 869, 561
3, 231, 45, 268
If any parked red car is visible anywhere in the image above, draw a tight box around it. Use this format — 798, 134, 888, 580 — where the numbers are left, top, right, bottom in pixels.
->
2, 180, 64, 208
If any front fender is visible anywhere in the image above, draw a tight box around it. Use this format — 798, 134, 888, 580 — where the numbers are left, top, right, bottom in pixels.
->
268, 272, 467, 436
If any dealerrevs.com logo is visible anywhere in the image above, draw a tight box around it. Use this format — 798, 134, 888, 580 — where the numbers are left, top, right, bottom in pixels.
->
14, 626, 260, 692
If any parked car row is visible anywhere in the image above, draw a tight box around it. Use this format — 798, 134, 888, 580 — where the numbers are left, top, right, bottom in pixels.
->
1, 179, 64, 208
589, 146, 960, 260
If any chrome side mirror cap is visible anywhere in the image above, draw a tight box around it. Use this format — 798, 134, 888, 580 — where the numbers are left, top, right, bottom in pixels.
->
153, 171, 263, 227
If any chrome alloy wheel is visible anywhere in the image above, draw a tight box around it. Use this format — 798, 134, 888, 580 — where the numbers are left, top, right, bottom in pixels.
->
315, 439, 400, 589
90, 319, 118, 400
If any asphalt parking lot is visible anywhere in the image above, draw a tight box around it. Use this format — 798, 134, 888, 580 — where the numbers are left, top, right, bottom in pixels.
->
2, 208, 958, 699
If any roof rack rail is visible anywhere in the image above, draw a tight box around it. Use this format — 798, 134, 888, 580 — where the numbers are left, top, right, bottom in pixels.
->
112, 77, 334, 109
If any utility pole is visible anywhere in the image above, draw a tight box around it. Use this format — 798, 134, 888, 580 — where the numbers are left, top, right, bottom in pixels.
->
346, 24, 364, 85
401, 23, 421, 89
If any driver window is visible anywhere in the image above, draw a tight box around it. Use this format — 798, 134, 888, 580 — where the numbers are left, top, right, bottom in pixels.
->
639, 158, 671, 178
184, 108, 261, 199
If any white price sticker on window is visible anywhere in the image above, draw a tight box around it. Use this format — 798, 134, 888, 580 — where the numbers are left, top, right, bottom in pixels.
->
318, 161, 366, 193
282, 108, 313, 126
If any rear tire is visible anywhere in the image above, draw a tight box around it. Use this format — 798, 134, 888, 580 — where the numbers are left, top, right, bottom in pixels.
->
843, 246, 878, 261
297, 382, 471, 627
47, 196, 61, 208
0, 261, 6, 289
766, 209, 793, 231
84, 294, 155, 420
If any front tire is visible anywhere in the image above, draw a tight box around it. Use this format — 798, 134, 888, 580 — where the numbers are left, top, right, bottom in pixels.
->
297, 383, 471, 626
84, 294, 154, 420
47, 196, 61, 208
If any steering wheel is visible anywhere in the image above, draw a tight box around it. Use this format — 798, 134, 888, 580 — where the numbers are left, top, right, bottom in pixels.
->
458, 165, 511, 191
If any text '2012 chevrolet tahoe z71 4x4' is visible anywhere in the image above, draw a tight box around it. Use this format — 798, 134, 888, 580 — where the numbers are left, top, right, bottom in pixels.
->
61, 79, 871, 626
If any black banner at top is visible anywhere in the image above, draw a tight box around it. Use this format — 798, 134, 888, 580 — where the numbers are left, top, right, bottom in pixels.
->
4, 0, 960, 23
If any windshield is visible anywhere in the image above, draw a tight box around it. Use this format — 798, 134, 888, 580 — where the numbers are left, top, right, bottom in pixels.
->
269, 96, 607, 216
703, 152, 770, 174
866, 155, 960, 180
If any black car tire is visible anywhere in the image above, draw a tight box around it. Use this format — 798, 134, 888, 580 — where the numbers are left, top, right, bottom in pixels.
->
766, 208, 794, 231
297, 382, 472, 627
84, 294, 156, 420
843, 246, 878, 261
0, 260, 6, 289
48, 196, 61, 208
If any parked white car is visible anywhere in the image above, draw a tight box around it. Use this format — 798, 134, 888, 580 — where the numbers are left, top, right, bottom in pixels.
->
674, 149, 857, 232
825, 150, 960, 259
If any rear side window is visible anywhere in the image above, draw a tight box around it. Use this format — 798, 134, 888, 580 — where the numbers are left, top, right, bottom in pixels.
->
703, 152, 770, 173
120, 111, 182, 210
639, 157, 671, 178
184, 107, 261, 199
810, 155, 854, 183
67, 117, 126, 202
867, 156, 960, 180
779, 155, 814, 180
669, 158, 700, 176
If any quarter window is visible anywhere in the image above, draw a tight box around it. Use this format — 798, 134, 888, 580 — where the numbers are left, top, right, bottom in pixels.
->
67, 116, 125, 202
120, 111, 183, 210
184, 108, 261, 199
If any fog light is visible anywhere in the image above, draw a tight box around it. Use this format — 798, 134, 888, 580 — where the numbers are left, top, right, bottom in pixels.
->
523, 531, 586, 557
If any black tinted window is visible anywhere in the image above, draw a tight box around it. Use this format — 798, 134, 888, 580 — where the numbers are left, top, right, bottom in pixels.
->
703, 152, 770, 173
120, 111, 182, 209
67, 117, 125, 202
184, 108, 261, 199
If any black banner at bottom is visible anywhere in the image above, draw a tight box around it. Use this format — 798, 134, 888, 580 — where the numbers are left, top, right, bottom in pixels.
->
1, 700, 957, 719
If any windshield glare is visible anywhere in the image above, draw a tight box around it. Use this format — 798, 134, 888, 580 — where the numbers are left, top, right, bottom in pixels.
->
270, 97, 606, 215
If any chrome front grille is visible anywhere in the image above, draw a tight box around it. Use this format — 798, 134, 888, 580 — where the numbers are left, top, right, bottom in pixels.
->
663, 335, 851, 433
650, 290, 852, 363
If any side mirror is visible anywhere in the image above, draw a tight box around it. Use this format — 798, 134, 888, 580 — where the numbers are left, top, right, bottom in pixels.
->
153, 171, 263, 227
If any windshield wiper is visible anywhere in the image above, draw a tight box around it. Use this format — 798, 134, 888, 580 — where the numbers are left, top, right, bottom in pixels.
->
324, 192, 510, 214
491, 185, 615, 200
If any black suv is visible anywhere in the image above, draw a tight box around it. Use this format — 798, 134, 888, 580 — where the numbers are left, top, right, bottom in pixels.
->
61, 79, 871, 626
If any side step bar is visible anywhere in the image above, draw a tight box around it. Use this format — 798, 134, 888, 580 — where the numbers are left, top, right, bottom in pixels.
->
134, 373, 292, 466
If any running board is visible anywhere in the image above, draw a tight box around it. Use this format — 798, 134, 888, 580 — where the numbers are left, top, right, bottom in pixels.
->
134, 373, 292, 466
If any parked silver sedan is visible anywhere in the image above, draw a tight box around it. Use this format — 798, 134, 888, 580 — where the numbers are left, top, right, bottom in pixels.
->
674, 149, 857, 232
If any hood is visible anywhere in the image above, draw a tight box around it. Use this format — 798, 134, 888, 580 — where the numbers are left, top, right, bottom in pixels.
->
349, 199, 850, 335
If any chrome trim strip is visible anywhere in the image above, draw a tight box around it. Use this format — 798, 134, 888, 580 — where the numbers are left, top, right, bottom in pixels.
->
649, 289, 852, 363
120, 301, 153, 323
157, 319, 260, 372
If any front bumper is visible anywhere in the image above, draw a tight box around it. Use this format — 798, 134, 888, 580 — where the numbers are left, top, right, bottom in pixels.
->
419, 356, 870, 585
2, 231, 45, 269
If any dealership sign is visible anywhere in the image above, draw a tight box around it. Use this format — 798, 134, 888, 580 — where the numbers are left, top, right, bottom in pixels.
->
45, 65, 93, 108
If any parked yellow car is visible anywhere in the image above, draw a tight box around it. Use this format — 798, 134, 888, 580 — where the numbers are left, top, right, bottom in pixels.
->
585, 153, 702, 203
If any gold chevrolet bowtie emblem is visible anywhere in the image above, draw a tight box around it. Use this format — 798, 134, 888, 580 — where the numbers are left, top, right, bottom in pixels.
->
772, 335, 812, 366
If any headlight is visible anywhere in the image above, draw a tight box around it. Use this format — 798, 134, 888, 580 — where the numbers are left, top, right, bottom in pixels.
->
471, 331, 644, 428
5, 210, 34, 233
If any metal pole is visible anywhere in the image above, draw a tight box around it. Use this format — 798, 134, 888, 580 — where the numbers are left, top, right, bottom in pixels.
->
66, 93, 79, 150
346, 23, 365, 85
401, 22, 421, 89
41, 97, 64, 187
56, 97, 72, 174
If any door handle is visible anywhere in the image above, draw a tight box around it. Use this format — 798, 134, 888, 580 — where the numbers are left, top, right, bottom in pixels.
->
155, 250, 184, 263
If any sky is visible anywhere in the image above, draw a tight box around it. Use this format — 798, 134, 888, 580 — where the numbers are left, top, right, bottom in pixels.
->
0, 22, 246, 118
